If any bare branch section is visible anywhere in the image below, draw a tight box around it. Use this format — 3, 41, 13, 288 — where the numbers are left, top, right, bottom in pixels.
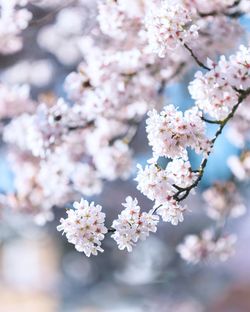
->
183, 43, 210, 71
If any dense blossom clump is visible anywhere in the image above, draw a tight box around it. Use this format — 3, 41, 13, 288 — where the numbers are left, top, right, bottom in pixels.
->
145, 1, 199, 57
146, 105, 210, 159
111, 196, 159, 252
156, 198, 186, 226
57, 198, 107, 257
190, 47, 250, 121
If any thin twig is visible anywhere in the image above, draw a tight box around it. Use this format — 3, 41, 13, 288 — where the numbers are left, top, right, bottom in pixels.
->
201, 116, 223, 124
183, 43, 210, 70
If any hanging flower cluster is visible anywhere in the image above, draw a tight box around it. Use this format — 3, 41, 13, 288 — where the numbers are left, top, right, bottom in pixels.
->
111, 196, 159, 252
57, 198, 108, 257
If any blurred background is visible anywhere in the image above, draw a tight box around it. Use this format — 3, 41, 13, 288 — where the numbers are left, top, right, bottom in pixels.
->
0, 1, 250, 311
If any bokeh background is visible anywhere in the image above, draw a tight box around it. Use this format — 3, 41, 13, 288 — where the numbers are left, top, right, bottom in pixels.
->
0, 1, 250, 311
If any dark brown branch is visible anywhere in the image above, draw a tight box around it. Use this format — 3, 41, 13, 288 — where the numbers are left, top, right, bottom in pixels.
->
67, 120, 95, 131
183, 43, 210, 70
201, 116, 223, 124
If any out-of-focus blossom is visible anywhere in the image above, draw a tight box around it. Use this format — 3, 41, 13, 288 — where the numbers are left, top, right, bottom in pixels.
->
71, 163, 102, 196
228, 151, 250, 181
37, 7, 91, 65
227, 96, 250, 147
1, 60, 54, 87
177, 229, 237, 264
0, 0, 32, 54
93, 140, 133, 181
203, 182, 246, 221
0, 84, 35, 119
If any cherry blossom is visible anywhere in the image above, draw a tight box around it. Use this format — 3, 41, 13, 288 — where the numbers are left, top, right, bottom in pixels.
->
0, 83, 35, 119
190, 47, 250, 121
146, 105, 210, 159
177, 229, 237, 264
228, 151, 250, 180
0, 0, 32, 54
227, 96, 250, 147
156, 198, 186, 226
111, 196, 159, 252
135, 163, 174, 202
57, 198, 108, 257
145, 1, 199, 57
189, 61, 238, 120
219, 45, 250, 90
0, 0, 249, 261
203, 182, 246, 221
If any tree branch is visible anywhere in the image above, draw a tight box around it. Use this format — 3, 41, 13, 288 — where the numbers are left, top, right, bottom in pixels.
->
173, 87, 250, 202
183, 43, 210, 70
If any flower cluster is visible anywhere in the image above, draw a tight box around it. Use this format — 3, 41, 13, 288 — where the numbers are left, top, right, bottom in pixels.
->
111, 197, 159, 251
145, 1, 199, 57
157, 198, 186, 226
0, 83, 35, 119
228, 151, 250, 181
0, 0, 32, 55
227, 98, 250, 147
3, 98, 83, 158
0, 0, 250, 262
190, 46, 250, 121
57, 198, 107, 257
203, 182, 246, 221
136, 158, 197, 225
146, 105, 210, 159
37, 5, 90, 66
177, 229, 237, 264
220, 45, 250, 90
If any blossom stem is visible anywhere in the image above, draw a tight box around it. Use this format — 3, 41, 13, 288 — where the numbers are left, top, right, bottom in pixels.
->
201, 116, 223, 124
183, 43, 210, 71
